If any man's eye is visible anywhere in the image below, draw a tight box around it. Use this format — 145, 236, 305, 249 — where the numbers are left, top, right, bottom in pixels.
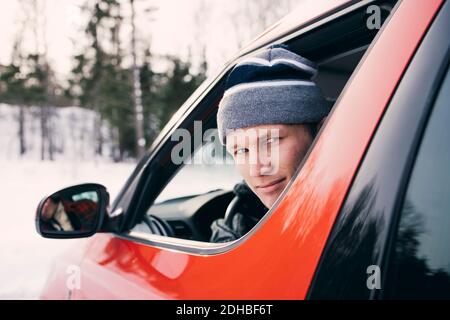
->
265, 137, 279, 144
235, 148, 248, 155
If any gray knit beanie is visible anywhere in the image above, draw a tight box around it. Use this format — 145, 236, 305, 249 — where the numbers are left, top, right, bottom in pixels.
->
217, 44, 331, 144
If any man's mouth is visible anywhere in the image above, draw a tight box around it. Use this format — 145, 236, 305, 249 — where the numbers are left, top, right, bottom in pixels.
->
256, 177, 286, 193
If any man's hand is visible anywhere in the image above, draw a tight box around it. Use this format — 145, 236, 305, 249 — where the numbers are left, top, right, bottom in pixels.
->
210, 213, 259, 243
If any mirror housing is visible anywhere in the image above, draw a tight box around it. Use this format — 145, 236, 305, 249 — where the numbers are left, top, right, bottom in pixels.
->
35, 183, 109, 239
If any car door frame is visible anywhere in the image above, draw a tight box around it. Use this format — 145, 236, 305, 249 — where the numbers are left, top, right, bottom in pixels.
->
111, 0, 397, 248
68, 0, 444, 300
108, 0, 389, 229
307, 0, 450, 300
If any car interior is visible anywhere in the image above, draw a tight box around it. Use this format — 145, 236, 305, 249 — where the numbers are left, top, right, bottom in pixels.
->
129, 1, 397, 243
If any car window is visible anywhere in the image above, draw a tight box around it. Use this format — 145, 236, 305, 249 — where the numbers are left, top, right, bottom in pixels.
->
386, 65, 450, 299
131, 130, 244, 241
129, 1, 397, 246
154, 131, 242, 204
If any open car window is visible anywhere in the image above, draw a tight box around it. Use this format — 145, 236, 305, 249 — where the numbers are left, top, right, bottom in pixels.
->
153, 131, 242, 204
127, 0, 398, 248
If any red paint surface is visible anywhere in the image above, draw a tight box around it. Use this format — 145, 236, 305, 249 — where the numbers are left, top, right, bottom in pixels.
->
41, 0, 442, 299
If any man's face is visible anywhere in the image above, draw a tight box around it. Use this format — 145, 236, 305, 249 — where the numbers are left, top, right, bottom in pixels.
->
41, 198, 58, 220
226, 124, 313, 208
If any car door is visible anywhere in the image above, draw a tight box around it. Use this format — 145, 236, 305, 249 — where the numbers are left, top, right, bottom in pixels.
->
308, 0, 450, 299
384, 59, 450, 300
72, 0, 443, 299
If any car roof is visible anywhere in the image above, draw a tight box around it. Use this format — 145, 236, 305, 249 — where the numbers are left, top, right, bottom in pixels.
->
232, 0, 353, 59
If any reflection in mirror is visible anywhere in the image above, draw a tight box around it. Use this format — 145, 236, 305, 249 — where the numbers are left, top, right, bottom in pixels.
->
40, 189, 99, 234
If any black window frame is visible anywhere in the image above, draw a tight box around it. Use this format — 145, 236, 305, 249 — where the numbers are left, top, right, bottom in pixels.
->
307, 0, 450, 300
384, 61, 450, 299
110, 0, 398, 255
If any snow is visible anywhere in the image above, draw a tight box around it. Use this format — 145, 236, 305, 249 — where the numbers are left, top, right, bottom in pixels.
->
0, 103, 114, 161
0, 104, 135, 299
0, 159, 135, 299
0, 104, 241, 299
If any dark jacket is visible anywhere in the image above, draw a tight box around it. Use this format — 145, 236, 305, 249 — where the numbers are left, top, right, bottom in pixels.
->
210, 182, 267, 243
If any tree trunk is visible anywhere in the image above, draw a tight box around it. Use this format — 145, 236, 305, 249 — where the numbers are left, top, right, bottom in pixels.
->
40, 105, 48, 161
131, 0, 146, 159
47, 106, 54, 161
94, 110, 103, 157
111, 126, 121, 162
18, 105, 26, 156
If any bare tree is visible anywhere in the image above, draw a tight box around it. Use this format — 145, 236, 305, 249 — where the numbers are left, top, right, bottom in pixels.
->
12, 1, 28, 156
26, 0, 56, 161
130, 0, 145, 159
128, 0, 159, 159
231, 0, 301, 50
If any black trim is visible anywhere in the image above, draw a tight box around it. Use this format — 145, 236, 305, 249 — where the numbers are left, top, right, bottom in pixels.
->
109, 1, 398, 253
111, 1, 394, 220
238, 0, 382, 59
307, 0, 450, 299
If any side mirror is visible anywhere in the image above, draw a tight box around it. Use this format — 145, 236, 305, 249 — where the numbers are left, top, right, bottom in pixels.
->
35, 183, 109, 239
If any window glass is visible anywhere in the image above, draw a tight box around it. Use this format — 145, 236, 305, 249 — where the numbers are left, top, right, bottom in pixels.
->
388, 66, 450, 299
154, 131, 242, 204
131, 2, 395, 243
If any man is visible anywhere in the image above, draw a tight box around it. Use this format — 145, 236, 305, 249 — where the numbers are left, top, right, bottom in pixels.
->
41, 196, 77, 232
40, 195, 98, 232
210, 44, 331, 243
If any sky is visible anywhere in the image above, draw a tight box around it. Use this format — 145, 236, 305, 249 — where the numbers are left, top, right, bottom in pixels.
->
0, 0, 269, 82
0, 0, 85, 79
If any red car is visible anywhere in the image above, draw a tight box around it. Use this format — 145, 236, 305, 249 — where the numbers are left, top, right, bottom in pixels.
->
36, 0, 450, 299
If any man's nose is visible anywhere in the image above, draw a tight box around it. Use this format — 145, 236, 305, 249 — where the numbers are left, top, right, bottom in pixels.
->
249, 149, 273, 176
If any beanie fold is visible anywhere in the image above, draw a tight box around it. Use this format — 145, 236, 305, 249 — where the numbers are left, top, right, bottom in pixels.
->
218, 82, 331, 144
217, 45, 331, 144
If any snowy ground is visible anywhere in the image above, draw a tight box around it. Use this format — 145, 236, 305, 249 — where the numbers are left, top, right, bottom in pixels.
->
0, 104, 135, 299
0, 159, 135, 299
0, 104, 242, 299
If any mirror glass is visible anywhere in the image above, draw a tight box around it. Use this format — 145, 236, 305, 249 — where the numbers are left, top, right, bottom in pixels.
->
39, 186, 101, 235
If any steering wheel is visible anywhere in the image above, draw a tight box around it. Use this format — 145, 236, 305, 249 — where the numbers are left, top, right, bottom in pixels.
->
143, 214, 175, 237
223, 195, 241, 227
223, 183, 268, 228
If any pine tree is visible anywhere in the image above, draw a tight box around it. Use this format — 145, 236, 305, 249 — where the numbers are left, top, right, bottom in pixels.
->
65, 0, 208, 160
67, 0, 135, 159
139, 47, 160, 146
157, 56, 207, 129
0, 63, 27, 155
